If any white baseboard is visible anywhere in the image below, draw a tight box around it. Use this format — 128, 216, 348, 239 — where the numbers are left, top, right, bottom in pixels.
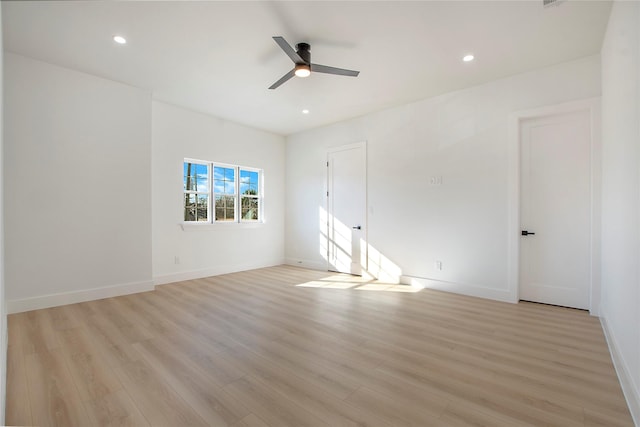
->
7, 261, 287, 313
600, 315, 640, 425
7, 280, 155, 314
153, 260, 286, 286
399, 275, 515, 303
284, 258, 327, 271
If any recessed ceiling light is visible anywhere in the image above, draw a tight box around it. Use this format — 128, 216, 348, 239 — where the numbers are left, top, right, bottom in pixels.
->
113, 35, 127, 45
302, 109, 310, 114
463, 54, 474, 62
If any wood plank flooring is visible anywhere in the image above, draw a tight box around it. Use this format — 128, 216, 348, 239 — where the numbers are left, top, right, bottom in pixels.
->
6, 265, 634, 426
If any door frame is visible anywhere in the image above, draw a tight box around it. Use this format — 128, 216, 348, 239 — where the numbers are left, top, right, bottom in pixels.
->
325, 141, 368, 275
507, 98, 601, 315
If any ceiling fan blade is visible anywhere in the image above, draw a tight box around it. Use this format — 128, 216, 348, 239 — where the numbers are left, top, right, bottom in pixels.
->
311, 63, 360, 77
273, 36, 304, 64
269, 69, 295, 90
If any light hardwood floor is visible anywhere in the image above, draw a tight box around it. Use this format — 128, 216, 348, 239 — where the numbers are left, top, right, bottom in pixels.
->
6, 265, 634, 426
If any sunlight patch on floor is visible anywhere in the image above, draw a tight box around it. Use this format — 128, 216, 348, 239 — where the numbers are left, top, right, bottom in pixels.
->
295, 276, 422, 293
296, 280, 357, 289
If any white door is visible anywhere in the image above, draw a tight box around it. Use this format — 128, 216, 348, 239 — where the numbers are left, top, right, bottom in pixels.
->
519, 110, 591, 309
327, 143, 366, 275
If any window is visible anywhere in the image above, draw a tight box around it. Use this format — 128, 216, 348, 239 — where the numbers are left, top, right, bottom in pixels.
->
214, 166, 236, 221
183, 161, 209, 222
240, 169, 260, 220
183, 159, 262, 224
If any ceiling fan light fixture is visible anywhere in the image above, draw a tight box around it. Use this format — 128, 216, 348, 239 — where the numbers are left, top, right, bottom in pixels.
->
269, 36, 359, 89
295, 64, 311, 78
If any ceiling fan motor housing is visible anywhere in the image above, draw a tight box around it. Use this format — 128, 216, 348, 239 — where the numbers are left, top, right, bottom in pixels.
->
296, 43, 311, 64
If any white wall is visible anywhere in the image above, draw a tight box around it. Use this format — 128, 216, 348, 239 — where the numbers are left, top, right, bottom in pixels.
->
286, 55, 601, 302
152, 101, 285, 284
4, 53, 153, 312
0, 5, 6, 422
600, 1, 640, 423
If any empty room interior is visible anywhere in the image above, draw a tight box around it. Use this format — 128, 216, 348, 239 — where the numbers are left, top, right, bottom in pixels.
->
1, 0, 639, 426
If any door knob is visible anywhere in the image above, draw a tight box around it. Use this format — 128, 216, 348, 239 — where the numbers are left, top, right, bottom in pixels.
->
352, 225, 361, 230
521, 230, 536, 236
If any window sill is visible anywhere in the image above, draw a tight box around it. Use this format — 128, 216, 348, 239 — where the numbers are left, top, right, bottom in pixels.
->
180, 221, 264, 231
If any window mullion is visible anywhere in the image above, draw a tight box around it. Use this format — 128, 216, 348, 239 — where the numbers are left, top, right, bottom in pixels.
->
208, 162, 213, 223
235, 166, 240, 222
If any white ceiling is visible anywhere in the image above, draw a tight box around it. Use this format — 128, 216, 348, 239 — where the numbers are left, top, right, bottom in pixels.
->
3, 1, 611, 136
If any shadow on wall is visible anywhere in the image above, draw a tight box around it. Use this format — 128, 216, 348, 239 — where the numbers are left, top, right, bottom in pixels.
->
314, 207, 415, 292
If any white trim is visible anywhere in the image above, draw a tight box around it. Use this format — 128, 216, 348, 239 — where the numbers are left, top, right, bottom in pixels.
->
7, 280, 155, 314
327, 141, 367, 153
153, 259, 285, 286
507, 97, 601, 314
600, 315, 640, 425
400, 275, 514, 303
284, 258, 328, 271
180, 221, 264, 231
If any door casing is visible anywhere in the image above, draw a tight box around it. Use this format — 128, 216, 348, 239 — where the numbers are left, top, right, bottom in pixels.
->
507, 98, 601, 315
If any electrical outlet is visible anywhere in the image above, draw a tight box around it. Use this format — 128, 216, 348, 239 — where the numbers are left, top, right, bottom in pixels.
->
435, 260, 443, 271
429, 176, 442, 186
174, 256, 180, 265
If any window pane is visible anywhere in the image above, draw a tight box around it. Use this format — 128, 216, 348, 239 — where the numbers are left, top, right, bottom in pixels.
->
240, 170, 251, 194
184, 194, 209, 222
214, 167, 224, 180
184, 194, 196, 221
215, 195, 224, 209
196, 195, 208, 221
215, 195, 235, 221
241, 197, 259, 220
214, 166, 235, 195
184, 162, 209, 192
240, 170, 258, 184
195, 164, 208, 192
184, 162, 202, 191
240, 169, 259, 196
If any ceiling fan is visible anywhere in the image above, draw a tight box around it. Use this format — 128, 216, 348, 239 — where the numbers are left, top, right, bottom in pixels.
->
269, 36, 360, 90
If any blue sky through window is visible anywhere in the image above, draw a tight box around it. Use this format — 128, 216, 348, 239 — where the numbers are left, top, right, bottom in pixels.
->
240, 170, 258, 194
184, 162, 209, 192
214, 166, 235, 195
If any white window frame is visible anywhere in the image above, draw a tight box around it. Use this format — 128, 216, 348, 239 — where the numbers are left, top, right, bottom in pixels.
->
183, 159, 211, 223
212, 162, 239, 222
238, 166, 262, 223
182, 158, 263, 226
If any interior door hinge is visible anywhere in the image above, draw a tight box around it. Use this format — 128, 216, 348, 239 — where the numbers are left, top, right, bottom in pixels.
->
327, 161, 329, 167
327, 191, 329, 197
